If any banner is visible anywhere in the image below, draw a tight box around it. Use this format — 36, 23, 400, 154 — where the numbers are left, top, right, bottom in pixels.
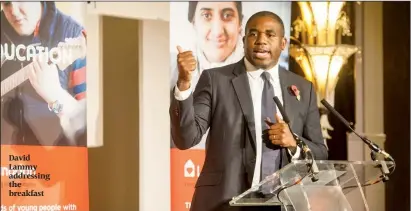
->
1, 2, 88, 211
170, 2, 291, 210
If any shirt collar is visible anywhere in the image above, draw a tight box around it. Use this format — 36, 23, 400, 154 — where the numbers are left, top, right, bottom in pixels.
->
244, 57, 279, 81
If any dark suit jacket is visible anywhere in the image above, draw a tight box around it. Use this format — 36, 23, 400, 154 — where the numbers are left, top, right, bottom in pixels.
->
170, 59, 328, 211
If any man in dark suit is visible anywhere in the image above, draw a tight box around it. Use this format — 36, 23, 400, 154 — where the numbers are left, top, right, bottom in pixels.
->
170, 11, 328, 211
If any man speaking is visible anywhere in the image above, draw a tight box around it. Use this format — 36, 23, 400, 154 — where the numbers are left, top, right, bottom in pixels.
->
170, 11, 328, 211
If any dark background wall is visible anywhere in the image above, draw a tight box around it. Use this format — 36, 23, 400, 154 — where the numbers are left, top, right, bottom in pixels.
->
382, 2, 410, 211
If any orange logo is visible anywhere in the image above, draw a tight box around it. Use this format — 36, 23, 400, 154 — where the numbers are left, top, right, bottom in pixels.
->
170, 149, 205, 210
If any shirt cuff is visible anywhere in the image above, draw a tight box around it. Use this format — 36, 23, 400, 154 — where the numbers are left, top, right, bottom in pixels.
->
59, 99, 87, 145
288, 146, 301, 161
174, 84, 192, 101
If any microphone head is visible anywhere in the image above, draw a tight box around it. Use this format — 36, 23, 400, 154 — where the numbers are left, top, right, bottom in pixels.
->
320, 99, 332, 109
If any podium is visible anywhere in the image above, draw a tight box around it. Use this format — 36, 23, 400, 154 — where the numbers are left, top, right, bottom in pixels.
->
230, 160, 395, 211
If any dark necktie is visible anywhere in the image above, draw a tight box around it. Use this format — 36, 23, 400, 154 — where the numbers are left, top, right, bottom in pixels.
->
260, 72, 281, 194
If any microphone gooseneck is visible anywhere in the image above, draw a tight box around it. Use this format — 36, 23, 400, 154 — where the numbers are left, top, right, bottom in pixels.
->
320, 99, 394, 162
320, 99, 395, 184
273, 97, 319, 182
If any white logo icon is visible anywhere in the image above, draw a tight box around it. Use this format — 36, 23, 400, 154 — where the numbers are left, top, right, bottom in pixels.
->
184, 159, 201, 178
184, 159, 195, 177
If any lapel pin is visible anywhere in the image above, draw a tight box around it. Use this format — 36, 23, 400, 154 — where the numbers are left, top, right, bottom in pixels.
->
290, 85, 301, 101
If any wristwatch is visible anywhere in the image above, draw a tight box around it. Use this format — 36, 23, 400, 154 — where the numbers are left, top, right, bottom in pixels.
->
48, 100, 63, 114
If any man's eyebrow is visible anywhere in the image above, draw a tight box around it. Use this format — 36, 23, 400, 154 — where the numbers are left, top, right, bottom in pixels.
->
199, 7, 212, 12
199, 7, 236, 13
221, 8, 235, 13
247, 29, 277, 34
265, 29, 276, 34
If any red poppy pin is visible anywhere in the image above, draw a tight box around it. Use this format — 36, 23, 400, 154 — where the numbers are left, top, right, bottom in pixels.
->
290, 85, 301, 101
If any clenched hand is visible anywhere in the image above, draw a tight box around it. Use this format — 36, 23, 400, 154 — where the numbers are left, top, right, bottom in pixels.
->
176, 45, 197, 91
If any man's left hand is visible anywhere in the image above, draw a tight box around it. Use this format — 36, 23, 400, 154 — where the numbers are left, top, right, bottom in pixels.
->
28, 55, 64, 103
265, 114, 297, 149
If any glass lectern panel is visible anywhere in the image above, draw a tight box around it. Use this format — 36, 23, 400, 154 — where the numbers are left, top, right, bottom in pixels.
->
230, 160, 394, 211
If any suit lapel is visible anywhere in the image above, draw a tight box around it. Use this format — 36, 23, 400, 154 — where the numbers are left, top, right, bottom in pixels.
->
231, 60, 257, 150
230, 63, 298, 154
279, 68, 297, 128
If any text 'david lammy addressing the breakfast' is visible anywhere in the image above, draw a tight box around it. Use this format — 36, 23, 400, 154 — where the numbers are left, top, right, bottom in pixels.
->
1, 154, 77, 211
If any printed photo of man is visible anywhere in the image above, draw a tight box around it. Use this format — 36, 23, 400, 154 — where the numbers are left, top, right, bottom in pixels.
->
1, 1, 87, 147
190, 2, 243, 68
170, 2, 243, 92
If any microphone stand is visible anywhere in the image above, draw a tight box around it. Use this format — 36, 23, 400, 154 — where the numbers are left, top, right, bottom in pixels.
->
292, 133, 320, 182
359, 135, 391, 182
320, 99, 395, 182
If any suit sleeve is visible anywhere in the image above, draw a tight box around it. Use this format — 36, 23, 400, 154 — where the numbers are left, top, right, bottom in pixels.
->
169, 70, 212, 150
300, 82, 328, 160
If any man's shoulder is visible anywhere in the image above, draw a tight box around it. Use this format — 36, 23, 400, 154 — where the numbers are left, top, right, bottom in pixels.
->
281, 67, 309, 83
204, 60, 241, 76
280, 67, 313, 89
54, 10, 84, 36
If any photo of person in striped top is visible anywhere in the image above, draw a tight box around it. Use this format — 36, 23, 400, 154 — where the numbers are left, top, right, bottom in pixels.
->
1, 1, 87, 147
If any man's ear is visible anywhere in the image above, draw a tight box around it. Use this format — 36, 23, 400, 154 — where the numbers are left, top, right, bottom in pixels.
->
281, 37, 287, 50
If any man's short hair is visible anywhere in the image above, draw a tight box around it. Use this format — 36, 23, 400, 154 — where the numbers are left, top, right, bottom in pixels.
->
187, 1, 243, 25
245, 11, 285, 36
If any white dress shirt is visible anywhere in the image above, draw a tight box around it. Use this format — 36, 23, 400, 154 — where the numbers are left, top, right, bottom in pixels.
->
174, 58, 300, 187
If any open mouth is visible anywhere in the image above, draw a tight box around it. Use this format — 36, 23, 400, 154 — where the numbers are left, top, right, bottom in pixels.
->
253, 49, 270, 59
253, 49, 269, 53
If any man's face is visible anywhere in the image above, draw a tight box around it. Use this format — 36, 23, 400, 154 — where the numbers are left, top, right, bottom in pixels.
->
1, 2, 42, 36
193, 2, 241, 63
244, 16, 286, 70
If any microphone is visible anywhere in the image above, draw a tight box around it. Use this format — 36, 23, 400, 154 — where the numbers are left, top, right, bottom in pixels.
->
320, 99, 394, 161
273, 96, 319, 180
273, 97, 309, 154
